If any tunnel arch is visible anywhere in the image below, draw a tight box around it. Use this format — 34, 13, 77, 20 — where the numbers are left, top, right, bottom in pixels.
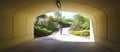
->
4, 0, 120, 51
12, 1, 108, 41
1, 0, 120, 51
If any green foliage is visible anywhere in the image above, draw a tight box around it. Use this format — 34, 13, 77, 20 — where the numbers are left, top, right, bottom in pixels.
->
34, 12, 90, 37
70, 20, 81, 31
35, 14, 47, 25
54, 12, 62, 22
62, 19, 73, 24
74, 14, 85, 24
34, 13, 59, 37
47, 16, 54, 22
37, 14, 47, 19
82, 31, 90, 36
46, 22, 59, 31
72, 30, 90, 36
34, 24, 52, 37
70, 14, 90, 31
72, 31, 83, 36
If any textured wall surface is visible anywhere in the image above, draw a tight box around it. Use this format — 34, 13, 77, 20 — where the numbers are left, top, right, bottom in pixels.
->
0, 0, 120, 52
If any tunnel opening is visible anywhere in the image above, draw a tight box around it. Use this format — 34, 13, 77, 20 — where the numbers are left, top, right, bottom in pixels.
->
34, 11, 94, 42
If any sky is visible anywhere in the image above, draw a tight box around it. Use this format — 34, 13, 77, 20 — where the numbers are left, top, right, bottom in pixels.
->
46, 11, 77, 19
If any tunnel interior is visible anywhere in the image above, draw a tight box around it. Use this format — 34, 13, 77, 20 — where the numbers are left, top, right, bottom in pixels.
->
0, 0, 120, 52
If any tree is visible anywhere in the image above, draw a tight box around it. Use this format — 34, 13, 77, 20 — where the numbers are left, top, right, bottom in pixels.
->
46, 16, 54, 24
54, 12, 62, 22
73, 14, 86, 24
81, 18, 90, 30
35, 14, 47, 24
62, 19, 73, 23
70, 14, 90, 30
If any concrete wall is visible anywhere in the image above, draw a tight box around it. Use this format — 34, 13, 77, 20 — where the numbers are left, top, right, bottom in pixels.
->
0, 0, 41, 49
0, 0, 57, 50
0, 0, 120, 52
0, 3, 34, 50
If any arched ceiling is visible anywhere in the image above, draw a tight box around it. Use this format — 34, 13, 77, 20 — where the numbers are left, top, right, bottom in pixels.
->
0, 0, 116, 17
0, 0, 109, 39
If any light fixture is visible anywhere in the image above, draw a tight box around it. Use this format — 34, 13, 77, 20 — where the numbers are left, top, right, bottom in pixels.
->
56, 0, 62, 10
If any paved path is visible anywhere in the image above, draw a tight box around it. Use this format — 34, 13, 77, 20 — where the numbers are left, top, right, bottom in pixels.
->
49, 27, 93, 42
0, 28, 112, 52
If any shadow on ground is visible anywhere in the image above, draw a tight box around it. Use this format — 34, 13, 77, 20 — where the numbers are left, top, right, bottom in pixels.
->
0, 36, 112, 52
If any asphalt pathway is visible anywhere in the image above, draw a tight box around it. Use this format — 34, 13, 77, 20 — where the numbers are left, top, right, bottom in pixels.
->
0, 28, 112, 52
49, 27, 93, 42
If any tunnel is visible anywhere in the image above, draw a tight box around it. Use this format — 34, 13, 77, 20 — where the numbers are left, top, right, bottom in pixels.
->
0, 0, 120, 52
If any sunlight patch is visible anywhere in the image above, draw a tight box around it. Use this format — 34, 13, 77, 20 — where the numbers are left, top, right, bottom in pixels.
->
48, 28, 94, 42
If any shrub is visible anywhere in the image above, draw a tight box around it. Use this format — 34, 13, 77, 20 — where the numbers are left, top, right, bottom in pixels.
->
41, 28, 52, 35
34, 25, 52, 37
72, 30, 90, 36
72, 31, 83, 36
82, 31, 90, 36
46, 23, 59, 31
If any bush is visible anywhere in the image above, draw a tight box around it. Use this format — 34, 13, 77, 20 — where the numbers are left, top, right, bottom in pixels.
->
72, 31, 83, 36
46, 23, 59, 31
72, 30, 90, 36
41, 28, 52, 35
34, 25, 52, 37
82, 31, 90, 36
70, 15, 90, 31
